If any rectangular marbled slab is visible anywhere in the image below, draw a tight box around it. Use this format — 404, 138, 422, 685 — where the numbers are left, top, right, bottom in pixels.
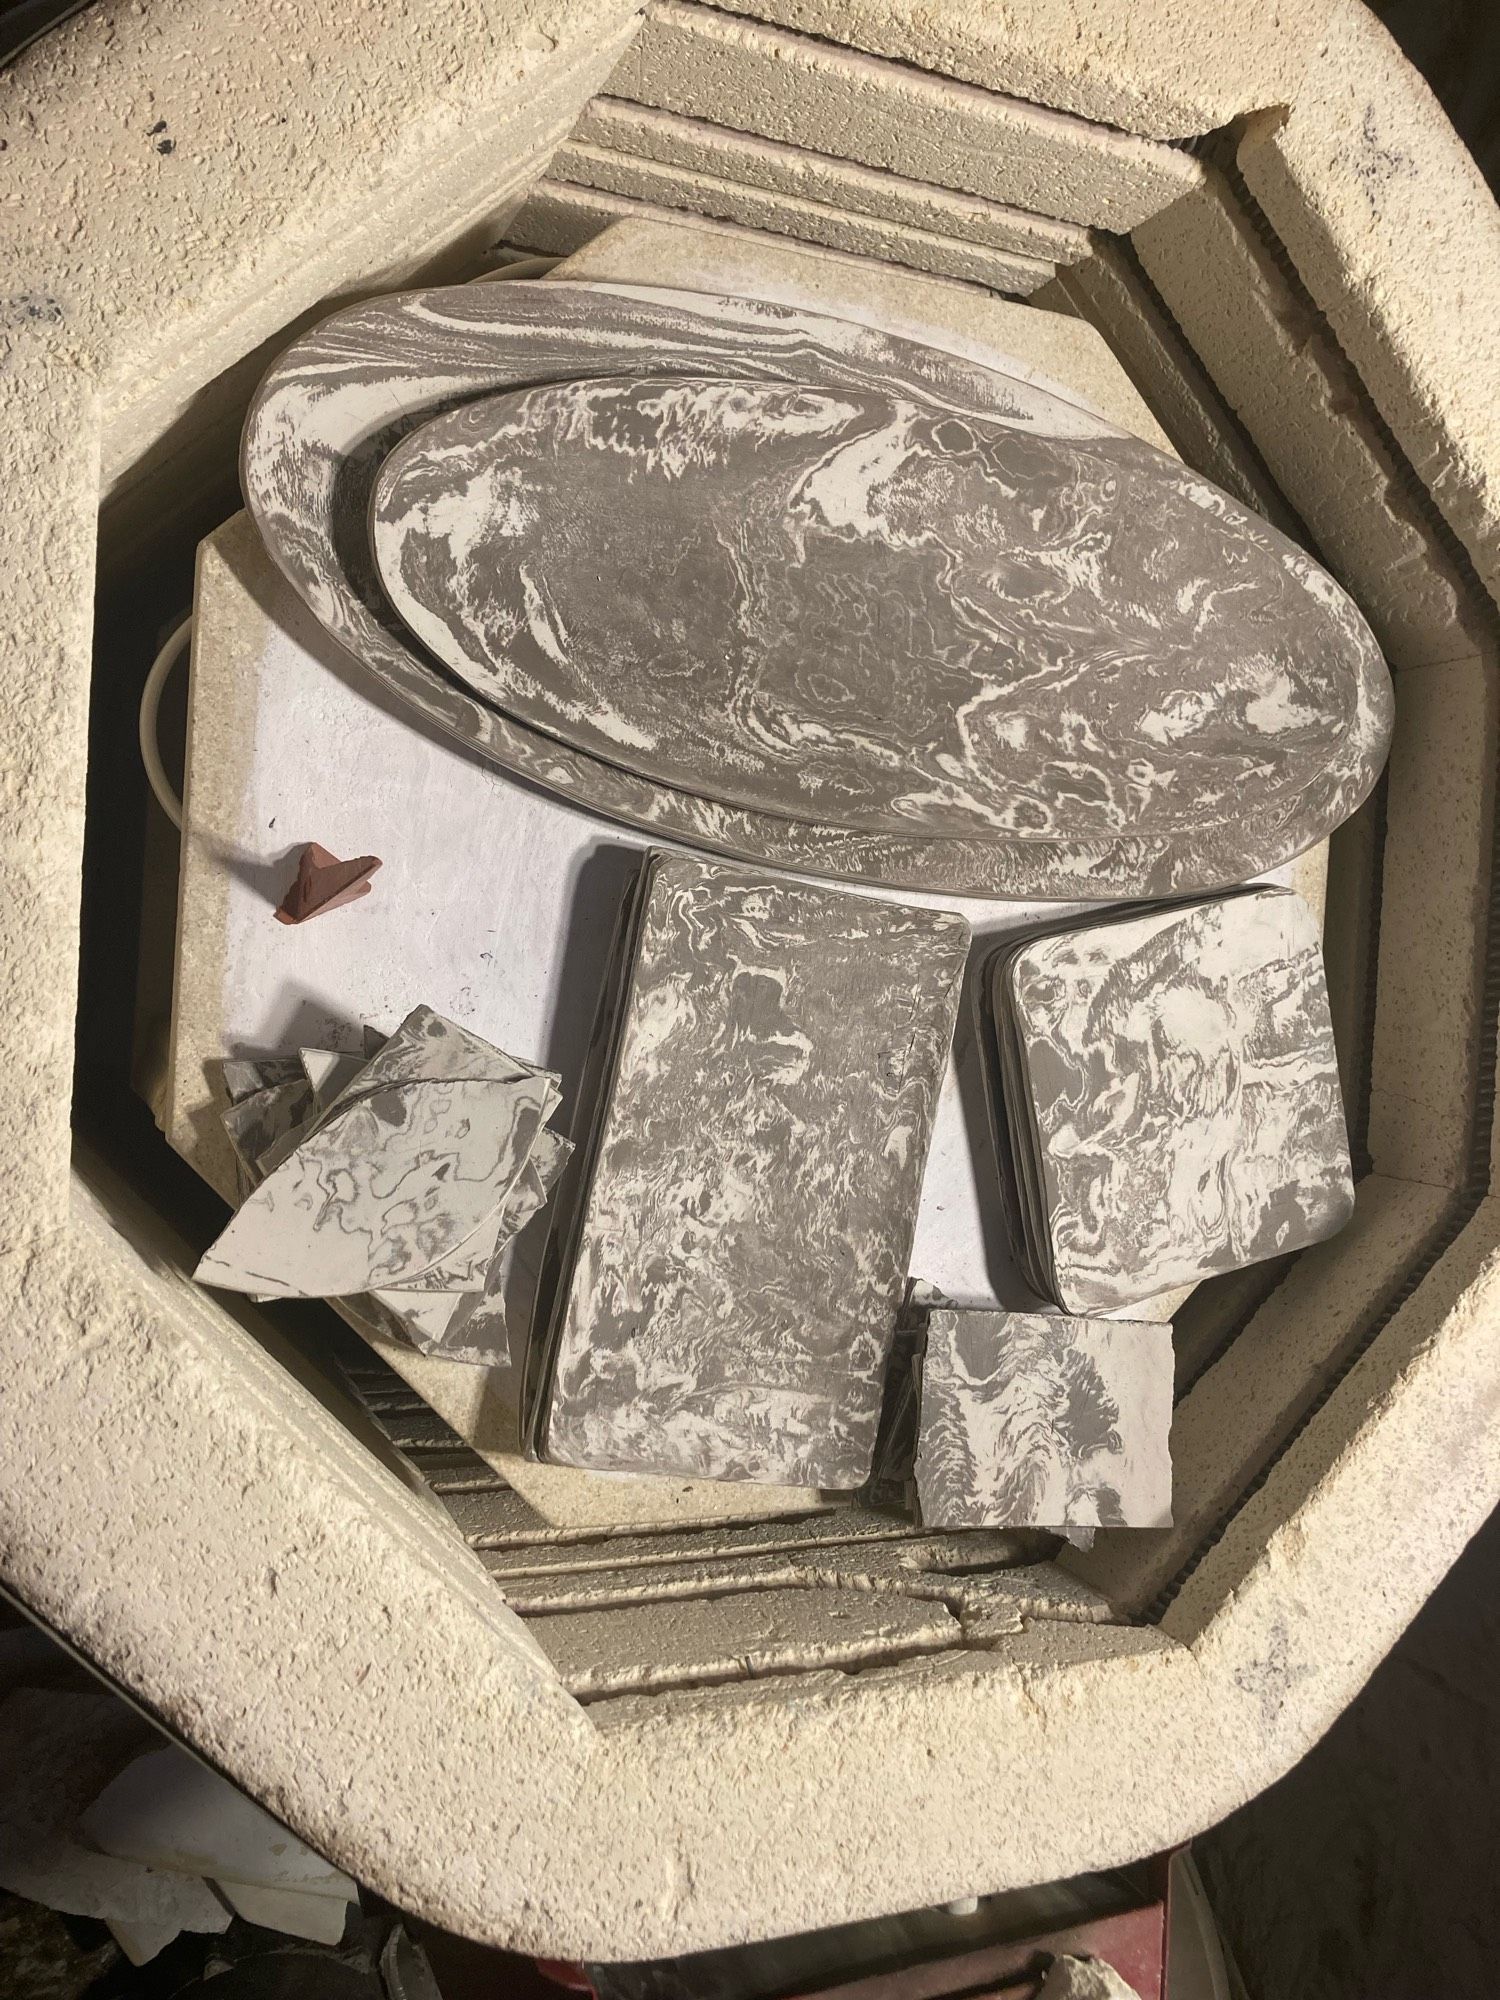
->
913, 1308, 1172, 1529
985, 888, 1354, 1312
538, 853, 971, 1488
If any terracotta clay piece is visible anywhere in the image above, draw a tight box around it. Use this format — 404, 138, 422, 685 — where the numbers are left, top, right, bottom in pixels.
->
912, 1308, 1172, 1530
534, 851, 970, 1488
273, 842, 381, 924
981, 888, 1355, 1313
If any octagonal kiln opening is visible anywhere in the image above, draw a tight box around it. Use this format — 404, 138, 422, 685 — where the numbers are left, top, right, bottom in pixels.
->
4, 0, 1500, 1962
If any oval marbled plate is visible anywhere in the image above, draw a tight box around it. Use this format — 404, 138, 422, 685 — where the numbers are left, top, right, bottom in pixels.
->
372, 372, 1371, 846
242, 281, 1392, 900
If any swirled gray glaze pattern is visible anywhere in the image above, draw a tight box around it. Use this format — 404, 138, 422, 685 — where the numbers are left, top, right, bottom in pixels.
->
196, 1007, 561, 1301
539, 852, 970, 1488
242, 282, 1393, 901
991, 889, 1354, 1313
373, 371, 1371, 844
913, 1308, 1172, 1529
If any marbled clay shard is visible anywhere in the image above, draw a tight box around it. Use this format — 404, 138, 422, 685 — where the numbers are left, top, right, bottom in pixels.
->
373, 375, 1373, 845
205, 1020, 570, 1367
242, 281, 1394, 900
1002, 888, 1355, 1313
913, 1309, 1172, 1530
195, 1006, 561, 1302
540, 852, 971, 1489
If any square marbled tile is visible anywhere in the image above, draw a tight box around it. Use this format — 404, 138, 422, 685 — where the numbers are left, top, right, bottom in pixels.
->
913, 1308, 1172, 1529
985, 888, 1354, 1313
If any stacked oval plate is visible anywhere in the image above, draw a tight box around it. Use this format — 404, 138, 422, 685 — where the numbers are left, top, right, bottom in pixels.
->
242, 280, 1393, 902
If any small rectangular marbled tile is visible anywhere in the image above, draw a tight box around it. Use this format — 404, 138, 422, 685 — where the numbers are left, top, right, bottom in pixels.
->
538, 852, 971, 1489
913, 1308, 1172, 1529
985, 888, 1354, 1313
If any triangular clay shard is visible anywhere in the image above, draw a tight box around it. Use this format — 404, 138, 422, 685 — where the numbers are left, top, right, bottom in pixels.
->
274, 843, 381, 924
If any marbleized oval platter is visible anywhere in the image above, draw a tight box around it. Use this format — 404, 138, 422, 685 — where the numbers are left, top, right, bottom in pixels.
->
242, 281, 1394, 899
373, 372, 1378, 845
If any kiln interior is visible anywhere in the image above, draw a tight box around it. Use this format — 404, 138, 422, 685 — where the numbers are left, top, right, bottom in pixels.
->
5, 0, 1497, 1960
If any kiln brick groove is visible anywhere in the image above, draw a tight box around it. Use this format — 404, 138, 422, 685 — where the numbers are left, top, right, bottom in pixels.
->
573, 98, 1095, 260
347, 1356, 1081, 1692
647, 0, 1346, 140
1058, 233, 1308, 538
1215, 152, 1500, 662
604, 2, 1203, 229
1133, 170, 1492, 674
547, 139, 1059, 291
1234, 1, 1500, 606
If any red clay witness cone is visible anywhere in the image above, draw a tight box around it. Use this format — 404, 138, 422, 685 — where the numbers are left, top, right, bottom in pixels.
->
274, 843, 382, 925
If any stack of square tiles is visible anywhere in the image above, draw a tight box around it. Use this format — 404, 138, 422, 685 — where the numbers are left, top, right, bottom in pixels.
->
979, 889, 1355, 1315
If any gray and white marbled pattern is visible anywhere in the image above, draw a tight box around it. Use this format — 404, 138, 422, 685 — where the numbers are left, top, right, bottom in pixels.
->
995, 889, 1355, 1313
540, 852, 970, 1488
368, 1124, 572, 1364
220, 1075, 314, 1182
221, 1056, 305, 1103
205, 1021, 568, 1364
913, 1309, 1172, 1530
242, 281, 1393, 901
196, 1007, 560, 1301
372, 373, 1365, 846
